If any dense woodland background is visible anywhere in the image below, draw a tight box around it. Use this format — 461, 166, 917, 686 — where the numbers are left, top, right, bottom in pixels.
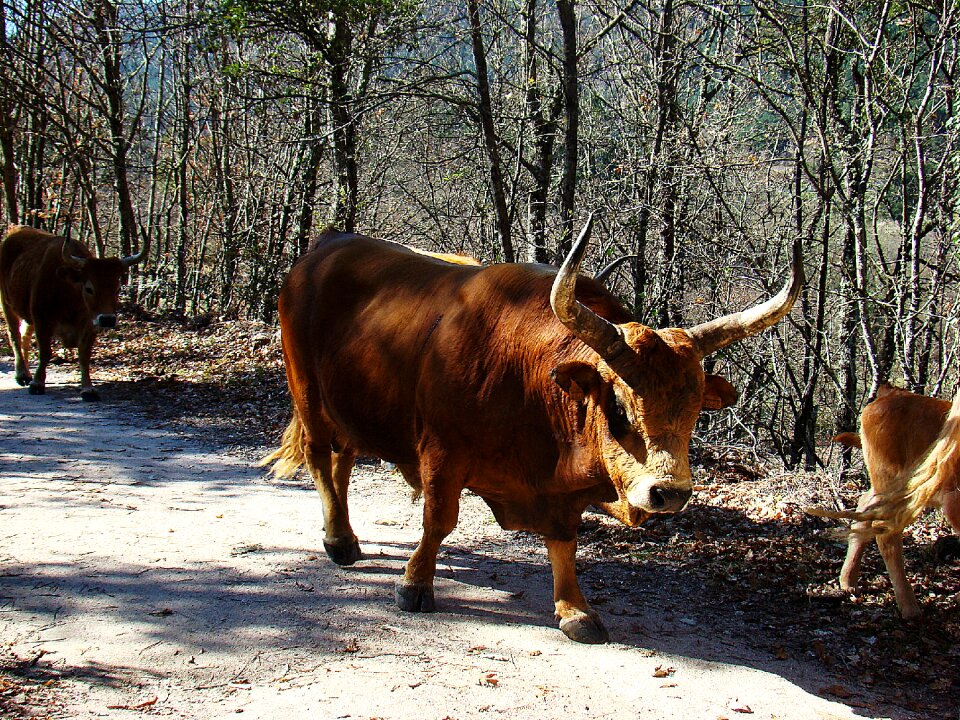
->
0, 0, 957, 471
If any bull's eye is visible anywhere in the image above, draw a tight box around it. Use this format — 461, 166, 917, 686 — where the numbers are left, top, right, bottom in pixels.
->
607, 392, 630, 439
84, 282, 94, 296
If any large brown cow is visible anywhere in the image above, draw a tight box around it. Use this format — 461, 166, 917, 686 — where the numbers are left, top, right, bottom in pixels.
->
811, 384, 960, 619
264, 220, 803, 643
0, 225, 145, 401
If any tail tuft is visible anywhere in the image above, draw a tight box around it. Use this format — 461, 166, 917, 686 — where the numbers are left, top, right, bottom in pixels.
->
260, 414, 306, 478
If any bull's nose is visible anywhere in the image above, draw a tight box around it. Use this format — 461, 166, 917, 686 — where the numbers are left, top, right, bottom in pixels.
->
647, 485, 692, 513
94, 314, 117, 329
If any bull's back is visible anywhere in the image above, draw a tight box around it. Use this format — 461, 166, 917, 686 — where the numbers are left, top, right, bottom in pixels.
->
861, 387, 951, 487
279, 234, 478, 461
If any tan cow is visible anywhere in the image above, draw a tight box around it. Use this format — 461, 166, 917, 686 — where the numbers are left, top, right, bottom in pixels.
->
813, 384, 960, 619
0, 225, 146, 400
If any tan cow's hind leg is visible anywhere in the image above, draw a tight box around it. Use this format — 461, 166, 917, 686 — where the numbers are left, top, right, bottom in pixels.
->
840, 489, 874, 591
546, 538, 609, 644
876, 531, 921, 620
396, 477, 460, 613
305, 443, 361, 566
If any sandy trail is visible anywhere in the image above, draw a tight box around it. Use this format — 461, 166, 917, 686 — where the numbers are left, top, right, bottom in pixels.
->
0, 363, 890, 719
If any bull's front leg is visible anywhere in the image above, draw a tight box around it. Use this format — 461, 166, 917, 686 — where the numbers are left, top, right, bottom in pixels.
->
396, 480, 460, 613
546, 538, 609, 644
78, 332, 100, 401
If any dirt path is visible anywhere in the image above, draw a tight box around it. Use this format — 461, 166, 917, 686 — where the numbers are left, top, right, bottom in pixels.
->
0, 363, 902, 719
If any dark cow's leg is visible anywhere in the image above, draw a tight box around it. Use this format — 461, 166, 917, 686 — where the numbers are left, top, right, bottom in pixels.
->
396, 477, 460, 613
78, 332, 100, 401
28, 327, 53, 395
1, 303, 30, 386
305, 442, 361, 566
546, 538, 609, 644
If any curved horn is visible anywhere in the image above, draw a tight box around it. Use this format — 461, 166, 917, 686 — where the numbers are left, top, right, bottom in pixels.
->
120, 230, 150, 267
686, 239, 805, 358
61, 239, 87, 267
550, 214, 631, 361
594, 254, 636, 285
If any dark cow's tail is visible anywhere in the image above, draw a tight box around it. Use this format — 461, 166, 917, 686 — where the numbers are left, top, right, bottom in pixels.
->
260, 413, 307, 478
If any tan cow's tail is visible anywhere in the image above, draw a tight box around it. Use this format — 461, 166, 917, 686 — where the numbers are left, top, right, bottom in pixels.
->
260, 412, 307, 478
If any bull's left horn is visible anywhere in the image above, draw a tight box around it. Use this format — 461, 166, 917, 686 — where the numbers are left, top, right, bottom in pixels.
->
550, 214, 631, 361
61, 239, 87, 267
686, 239, 805, 358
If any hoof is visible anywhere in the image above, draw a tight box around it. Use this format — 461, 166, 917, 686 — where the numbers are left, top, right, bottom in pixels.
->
81, 389, 101, 402
395, 581, 435, 612
27, 383, 44, 395
15, 376, 29, 387
559, 613, 609, 644
323, 537, 362, 566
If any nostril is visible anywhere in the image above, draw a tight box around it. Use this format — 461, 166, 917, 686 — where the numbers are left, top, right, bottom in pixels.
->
649, 486, 666, 510
95, 314, 117, 329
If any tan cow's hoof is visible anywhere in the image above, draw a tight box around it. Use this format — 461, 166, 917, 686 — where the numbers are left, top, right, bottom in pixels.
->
559, 613, 609, 644
323, 537, 361, 566
395, 581, 435, 612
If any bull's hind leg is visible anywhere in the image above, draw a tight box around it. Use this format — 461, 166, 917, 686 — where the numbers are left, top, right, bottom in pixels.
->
396, 469, 460, 613
304, 442, 362, 566
546, 538, 609, 644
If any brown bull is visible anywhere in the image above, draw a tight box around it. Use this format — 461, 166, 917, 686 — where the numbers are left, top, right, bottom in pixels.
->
813, 384, 960, 619
0, 225, 145, 401
264, 220, 803, 643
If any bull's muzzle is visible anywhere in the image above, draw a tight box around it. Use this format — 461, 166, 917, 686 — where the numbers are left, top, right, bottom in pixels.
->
94, 314, 117, 329
627, 482, 691, 514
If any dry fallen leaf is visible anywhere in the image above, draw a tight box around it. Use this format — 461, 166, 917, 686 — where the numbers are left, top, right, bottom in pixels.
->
653, 665, 676, 678
480, 672, 499, 687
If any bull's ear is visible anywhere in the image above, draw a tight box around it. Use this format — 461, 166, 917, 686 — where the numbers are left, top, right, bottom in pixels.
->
552, 361, 601, 403
56, 266, 83, 283
702, 374, 738, 410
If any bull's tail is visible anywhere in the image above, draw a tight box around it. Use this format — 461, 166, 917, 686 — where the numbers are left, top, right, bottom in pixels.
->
260, 412, 307, 478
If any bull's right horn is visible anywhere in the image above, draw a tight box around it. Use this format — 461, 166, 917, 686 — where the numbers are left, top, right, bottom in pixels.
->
550, 214, 632, 362
686, 239, 805, 358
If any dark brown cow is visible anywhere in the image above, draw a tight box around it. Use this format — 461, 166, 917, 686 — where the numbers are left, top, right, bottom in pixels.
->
264, 220, 803, 643
813, 384, 960, 619
0, 225, 145, 401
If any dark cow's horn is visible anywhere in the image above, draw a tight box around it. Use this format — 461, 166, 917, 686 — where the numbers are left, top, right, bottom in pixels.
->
686, 239, 805, 358
120, 243, 146, 267
551, 214, 631, 361
61, 239, 86, 267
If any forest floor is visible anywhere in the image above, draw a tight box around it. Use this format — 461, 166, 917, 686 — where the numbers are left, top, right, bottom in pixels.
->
0, 317, 957, 720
